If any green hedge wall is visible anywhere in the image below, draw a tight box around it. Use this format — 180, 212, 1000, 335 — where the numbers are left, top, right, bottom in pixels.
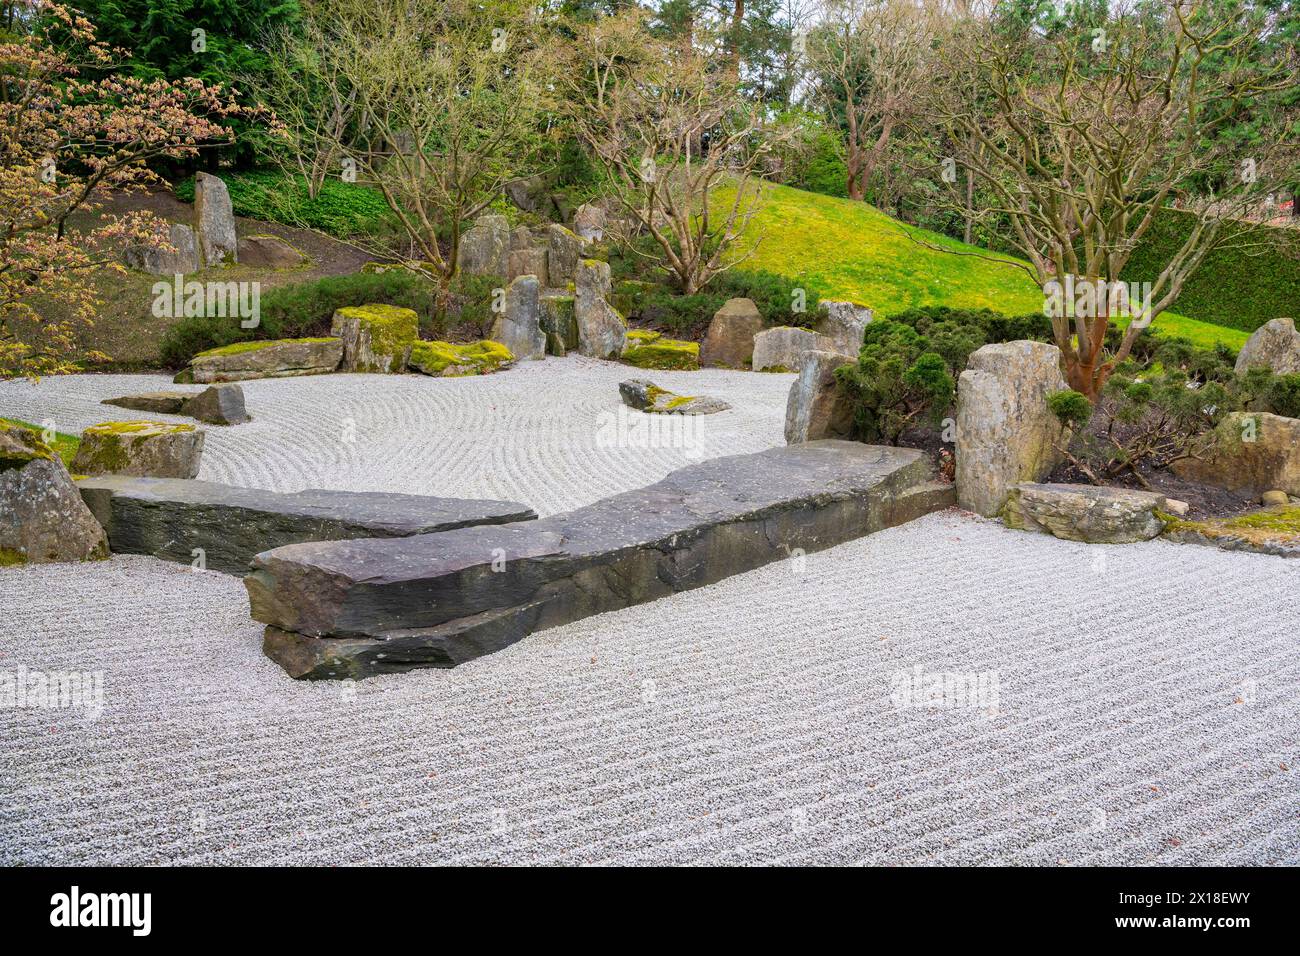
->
1120, 209, 1300, 333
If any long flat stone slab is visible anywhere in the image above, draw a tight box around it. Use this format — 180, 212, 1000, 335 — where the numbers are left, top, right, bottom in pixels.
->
246, 441, 954, 678
78, 476, 537, 574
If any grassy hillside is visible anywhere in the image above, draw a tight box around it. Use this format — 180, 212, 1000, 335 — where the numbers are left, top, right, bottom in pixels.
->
723, 182, 1249, 350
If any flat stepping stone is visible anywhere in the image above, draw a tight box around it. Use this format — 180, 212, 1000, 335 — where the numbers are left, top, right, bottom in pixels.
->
247, 441, 954, 678
78, 476, 536, 574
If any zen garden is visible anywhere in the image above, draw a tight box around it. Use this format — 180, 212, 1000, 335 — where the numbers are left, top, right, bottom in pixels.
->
1, 0, 1298, 874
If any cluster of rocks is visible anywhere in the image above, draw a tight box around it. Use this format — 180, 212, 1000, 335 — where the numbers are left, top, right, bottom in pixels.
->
102, 383, 248, 426
457, 213, 630, 362
173, 303, 515, 383
699, 297, 873, 371
123, 172, 307, 275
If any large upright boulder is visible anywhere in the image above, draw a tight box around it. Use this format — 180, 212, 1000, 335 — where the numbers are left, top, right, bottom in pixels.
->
955, 341, 1068, 517
71, 421, 204, 479
701, 298, 763, 368
1172, 412, 1300, 496
573, 258, 626, 359
0, 423, 108, 565
753, 326, 820, 372
815, 301, 873, 355
193, 172, 238, 266
123, 223, 201, 275
490, 274, 546, 361
457, 214, 510, 277
330, 304, 418, 373
546, 224, 586, 284
1234, 317, 1300, 375
784, 350, 856, 443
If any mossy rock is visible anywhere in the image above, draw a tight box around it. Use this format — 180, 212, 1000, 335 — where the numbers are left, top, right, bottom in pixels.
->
194, 337, 338, 360
622, 335, 700, 371
72, 420, 203, 478
0, 421, 57, 474
408, 339, 514, 377
332, 304, 419, 373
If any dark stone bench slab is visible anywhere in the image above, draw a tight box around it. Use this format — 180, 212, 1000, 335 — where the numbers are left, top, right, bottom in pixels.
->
246, 441, 954, 678
78, 476, 536, 574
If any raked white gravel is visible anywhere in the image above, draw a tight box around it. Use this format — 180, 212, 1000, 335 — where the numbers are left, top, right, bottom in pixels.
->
1, 361, 1297, 865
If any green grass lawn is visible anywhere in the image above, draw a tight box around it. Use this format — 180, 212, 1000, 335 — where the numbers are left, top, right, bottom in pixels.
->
721, 182, 1248, 351
1, 418, 81, 467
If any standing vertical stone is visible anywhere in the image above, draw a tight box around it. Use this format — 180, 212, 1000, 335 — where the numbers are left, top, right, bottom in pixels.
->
456, 214, 510, 277
815, 301, 873, 355
785, 350, 857, 443
573, 259, 626, 359
753, 326, 821, 372
193, 172, 238, 266
546, 224, 586, 284
490, 275, 546, 361
701, 298, 764, 367
955, 341, 1068, 517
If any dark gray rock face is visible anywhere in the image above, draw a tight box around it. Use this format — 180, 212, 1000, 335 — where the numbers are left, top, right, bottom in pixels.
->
784, 350, 856, 443
102, 385, 247, 424
78, 476, 536, 574
246, 442, 946, 678
181, 384, 249, 425
102, 391, 191, 415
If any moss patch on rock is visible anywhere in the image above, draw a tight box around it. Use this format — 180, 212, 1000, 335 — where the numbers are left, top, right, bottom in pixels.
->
84, 421, 196, 436
0, 547, 27, 567
408, 339, 514, 377
0, 419, 69, 470
1160, 505, 1300, 553
622, 334, 700, 370
195, 337, 338, 359
334, 304, 418, 364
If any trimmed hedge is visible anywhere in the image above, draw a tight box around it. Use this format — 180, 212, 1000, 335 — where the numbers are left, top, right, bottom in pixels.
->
1118, 209, 1300, 334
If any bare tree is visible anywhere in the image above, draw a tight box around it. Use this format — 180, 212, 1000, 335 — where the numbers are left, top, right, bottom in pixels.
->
808, 0, 938, 202
275, 0, 546, 298
557, 10, 787, 294
925, 1, 1299, 399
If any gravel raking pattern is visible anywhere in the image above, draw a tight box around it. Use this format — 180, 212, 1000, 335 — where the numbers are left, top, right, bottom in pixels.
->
0, 358, 791, 517
2, 512, 1297, 865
